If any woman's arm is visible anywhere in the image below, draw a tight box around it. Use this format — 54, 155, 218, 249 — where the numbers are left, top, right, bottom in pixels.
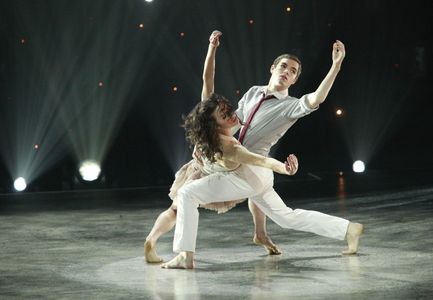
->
201, 30, 222, 101
223, 143, 298, 175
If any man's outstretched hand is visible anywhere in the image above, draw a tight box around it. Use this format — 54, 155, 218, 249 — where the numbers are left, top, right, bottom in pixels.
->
332, 40, 345, 67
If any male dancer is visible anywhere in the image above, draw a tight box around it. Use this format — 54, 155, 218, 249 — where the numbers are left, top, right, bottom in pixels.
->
163, 35, 363, 269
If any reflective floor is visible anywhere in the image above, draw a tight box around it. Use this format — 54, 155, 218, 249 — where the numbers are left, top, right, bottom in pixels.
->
1, 170, 433, 299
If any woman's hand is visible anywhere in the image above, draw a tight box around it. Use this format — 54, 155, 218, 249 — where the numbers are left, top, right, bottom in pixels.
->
285, 154, 298, 175
209, 30, 222, 48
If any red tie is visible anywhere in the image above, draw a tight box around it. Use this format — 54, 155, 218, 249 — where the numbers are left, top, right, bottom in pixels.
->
238, 93, 275, 144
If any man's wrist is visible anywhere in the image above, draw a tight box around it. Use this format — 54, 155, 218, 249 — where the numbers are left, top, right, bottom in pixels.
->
331, 62, 341, 72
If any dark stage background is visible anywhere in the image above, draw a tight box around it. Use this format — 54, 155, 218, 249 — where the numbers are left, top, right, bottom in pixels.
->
0, 0, 431, 193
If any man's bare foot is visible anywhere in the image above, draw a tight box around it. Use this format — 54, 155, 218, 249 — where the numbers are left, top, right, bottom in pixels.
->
342, 222, 364, 255
161, 252, 194, 269
144, 240, 163, 263
253, 235, 282, 255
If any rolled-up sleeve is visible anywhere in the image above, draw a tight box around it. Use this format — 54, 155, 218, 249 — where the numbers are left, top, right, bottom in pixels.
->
283, 95, 319, 119
235, 98, 244, 122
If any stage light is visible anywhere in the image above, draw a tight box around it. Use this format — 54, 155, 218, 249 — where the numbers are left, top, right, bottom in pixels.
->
336, 109, 343, 116
98, 81, 104, 87
172, 86, 178, 92
138, 23, 144, 29
286, 7, 292, 12
79, 160, 101, 181
34, 144, 39, 149
180, 32, 185, 37
14, 177, 27, 192
248, 19, 254, 25
144, 0, 153, 2
352, 160, 365, 173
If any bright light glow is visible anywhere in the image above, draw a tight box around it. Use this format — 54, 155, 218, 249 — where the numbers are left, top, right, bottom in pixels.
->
336, 109, 343, 116
145, 0, 153, 2
79, 160, 101, 181
14, 177, 27, 191
352, 160, 365, 173
286, 7, 291, 12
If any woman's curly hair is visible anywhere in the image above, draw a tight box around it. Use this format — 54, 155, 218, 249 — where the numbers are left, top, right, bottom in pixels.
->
183, 93, 235, 163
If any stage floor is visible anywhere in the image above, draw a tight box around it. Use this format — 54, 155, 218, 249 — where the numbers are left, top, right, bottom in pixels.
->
1, 169, 433, 299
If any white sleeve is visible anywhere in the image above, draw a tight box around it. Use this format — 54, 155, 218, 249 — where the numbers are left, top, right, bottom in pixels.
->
235, 95, 246, 122
283, 95, 319, 119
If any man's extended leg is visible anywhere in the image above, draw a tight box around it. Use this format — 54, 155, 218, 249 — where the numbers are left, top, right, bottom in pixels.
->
250, 187, 363, 254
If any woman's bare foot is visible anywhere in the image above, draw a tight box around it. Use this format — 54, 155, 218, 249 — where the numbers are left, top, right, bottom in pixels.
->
144, 240, 163, 263
253, 235, 282, 255
342, 222, 364, 255
161, 251, 194, 269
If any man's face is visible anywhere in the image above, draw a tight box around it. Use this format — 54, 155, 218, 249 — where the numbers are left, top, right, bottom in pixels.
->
269, 58, 300, 90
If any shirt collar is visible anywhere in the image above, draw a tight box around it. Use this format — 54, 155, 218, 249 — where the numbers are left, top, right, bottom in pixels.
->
261, 86, 288, 100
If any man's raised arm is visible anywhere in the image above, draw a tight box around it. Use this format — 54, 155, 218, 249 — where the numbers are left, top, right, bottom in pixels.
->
305, 40, 346, 109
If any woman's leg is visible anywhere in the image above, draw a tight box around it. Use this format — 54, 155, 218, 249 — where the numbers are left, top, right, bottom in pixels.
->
248, 200, 282, 255
144, 204, 177, 263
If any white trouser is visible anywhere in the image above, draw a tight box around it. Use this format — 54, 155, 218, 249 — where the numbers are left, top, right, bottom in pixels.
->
173, 165, 349, 253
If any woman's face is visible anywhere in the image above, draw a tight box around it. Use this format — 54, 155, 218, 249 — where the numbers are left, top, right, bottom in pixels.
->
212, 102, 239, 130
